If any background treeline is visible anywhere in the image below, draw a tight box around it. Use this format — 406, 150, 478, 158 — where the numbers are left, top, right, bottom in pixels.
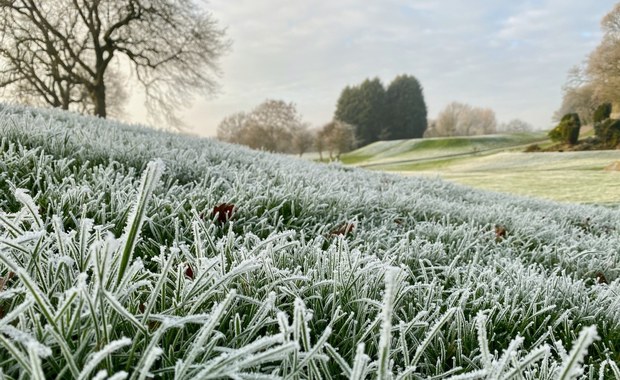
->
216, 99, 356, 159
218, 74, 429, 158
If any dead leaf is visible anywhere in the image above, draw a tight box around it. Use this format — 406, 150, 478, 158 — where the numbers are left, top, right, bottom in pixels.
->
211, 203, 235, 224
331, 222, 355, 236
495, 224, 507, 241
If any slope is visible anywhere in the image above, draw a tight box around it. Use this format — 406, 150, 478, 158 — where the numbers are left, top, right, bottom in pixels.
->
0, 104, 619, 379
341, 132, 548, 166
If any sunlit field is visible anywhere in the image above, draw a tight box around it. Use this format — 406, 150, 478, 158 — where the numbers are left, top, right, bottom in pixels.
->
344, 138, 620, 205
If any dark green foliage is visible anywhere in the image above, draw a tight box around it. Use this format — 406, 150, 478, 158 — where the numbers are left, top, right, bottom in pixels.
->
335, 74, 427, 146
593, 103, 612, 124
548, 113, 581, 145
334, 78, 386, 146
594, 118, 620, 149
385, 74, 428, 139
524, 144, 541, 152
358, 78, 386, 145
334, 86, 366, 144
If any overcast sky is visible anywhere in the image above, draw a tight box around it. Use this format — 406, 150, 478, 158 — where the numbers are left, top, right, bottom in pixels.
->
127, 1, 616, 136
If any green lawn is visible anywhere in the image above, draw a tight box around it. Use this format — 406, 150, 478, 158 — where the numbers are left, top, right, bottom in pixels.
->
341, 132, 548, 165
343, 133, 620, 205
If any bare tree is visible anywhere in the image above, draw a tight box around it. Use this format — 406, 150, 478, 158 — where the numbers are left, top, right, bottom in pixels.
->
433, 102, 468, 136
318, 120, 356, 159
431, 102, 497, 136
587, 3, 620, 107
243, 100, 302, 152
554, 83, 598, 125
217, 112, 248, 144
468, 108, 497, 135
499, 119, 533, 133
292, 126, 315, 157
0, 0, 229, 125
216, 99, 312, 154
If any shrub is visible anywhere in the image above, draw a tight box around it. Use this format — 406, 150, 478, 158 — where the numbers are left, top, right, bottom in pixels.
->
548, 113, 581, 145
593, 103, 612, 124
594, 118, 620, 149
524, 144, 541, 152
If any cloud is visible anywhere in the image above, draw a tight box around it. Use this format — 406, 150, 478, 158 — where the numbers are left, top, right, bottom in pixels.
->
126, 0, 617, 136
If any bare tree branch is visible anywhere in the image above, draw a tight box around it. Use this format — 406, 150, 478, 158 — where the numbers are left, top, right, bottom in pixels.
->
0, 0, 229, 126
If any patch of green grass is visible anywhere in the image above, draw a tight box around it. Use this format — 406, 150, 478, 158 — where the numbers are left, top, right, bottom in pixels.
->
341, 132, 549, 166
372, 156, 472, 171
389, 151, 620, 204
440, 170, 620, 205
339, 154, 373, 164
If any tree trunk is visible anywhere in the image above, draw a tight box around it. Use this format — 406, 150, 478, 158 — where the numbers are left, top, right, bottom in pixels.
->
92, 82, 107, 118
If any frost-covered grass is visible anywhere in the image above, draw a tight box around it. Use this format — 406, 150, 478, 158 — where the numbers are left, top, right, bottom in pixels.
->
0, 103, 620, 379
340, 133, 547, 166
341, 132, 620, 205
389, 152, 620, 205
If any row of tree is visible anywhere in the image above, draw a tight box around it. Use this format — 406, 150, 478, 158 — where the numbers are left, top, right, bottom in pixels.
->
425, 102, 532, 137
217, 100, 357, 158
217, 100, 313, 154
426, 102, 498, 137
217, 97, 533, 159
334, 75, 427, 145
555, 3, 620, 124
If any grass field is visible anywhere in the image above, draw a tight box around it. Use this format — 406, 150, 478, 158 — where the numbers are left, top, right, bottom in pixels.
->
340, 132, 548, 166
1, 104, 620, 379
343, 133, 620, 205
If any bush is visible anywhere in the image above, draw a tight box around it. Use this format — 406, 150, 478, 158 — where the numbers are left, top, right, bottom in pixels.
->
593, 103, 612, 124
594, 118, 620, 149
548, 113, 581, 145
524, 144, 541, 152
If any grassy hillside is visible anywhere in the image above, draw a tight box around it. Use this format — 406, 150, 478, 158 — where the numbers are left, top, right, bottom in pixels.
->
425, 151, 620, 202
341, 132, 548, 166
343, 132, 620, 205
1, 104, 620, 379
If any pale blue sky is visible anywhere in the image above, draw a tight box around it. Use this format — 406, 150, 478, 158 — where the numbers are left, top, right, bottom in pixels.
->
127, 1, 617, 136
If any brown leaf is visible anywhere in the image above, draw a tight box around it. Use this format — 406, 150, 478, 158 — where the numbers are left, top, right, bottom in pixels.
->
331, 222, 355, 236
211, 203, 235, 224
185, 264, 194, 280
494, 224, 507, 241
595, 272, 608, 285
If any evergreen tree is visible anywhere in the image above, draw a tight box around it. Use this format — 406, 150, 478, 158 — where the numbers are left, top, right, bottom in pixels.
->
385, 75, 428, 139
334, 86, 365, 140
358, 78, 387, 144
334, 78, 386, 146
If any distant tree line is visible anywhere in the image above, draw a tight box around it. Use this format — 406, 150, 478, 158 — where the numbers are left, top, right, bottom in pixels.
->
334, 75, 428, 146
217, 100, 313, 155
425, 102, 498, 137
216, 99, 357, 158
217, 74, 538, 159
218, 74, 430, 158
